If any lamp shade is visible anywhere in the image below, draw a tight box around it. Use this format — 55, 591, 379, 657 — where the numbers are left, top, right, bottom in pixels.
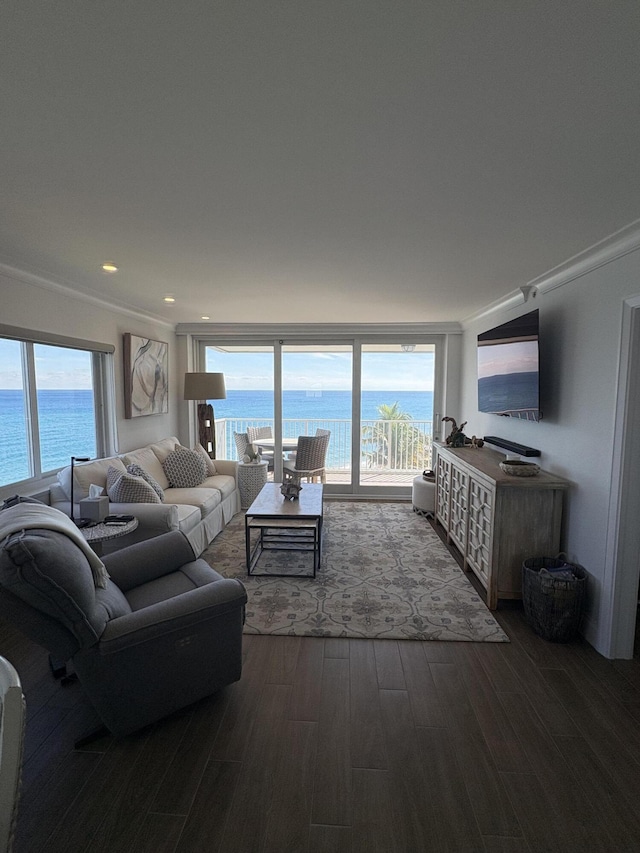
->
183, 372, 226, 401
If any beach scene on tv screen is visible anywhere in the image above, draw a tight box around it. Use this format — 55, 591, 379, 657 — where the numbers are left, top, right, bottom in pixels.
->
477, 340, 539, 417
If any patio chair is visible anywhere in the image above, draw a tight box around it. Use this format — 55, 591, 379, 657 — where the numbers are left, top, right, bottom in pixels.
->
282, 432, 330, 485
285, 428, 330, 466
246, 426, 275, 470
234, 431, 250, 461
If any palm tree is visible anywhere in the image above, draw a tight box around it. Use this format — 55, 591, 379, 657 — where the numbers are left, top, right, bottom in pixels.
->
361, 402, 430, 469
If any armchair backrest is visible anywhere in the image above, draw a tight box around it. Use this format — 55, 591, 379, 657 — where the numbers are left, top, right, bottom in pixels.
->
247, 425, 273, 443
293, 433, 330, 472
0, 528, 131, 659
233, 432, 250, 460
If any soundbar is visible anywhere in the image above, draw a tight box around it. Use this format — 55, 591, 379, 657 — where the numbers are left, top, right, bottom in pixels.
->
483, 436, 541, 457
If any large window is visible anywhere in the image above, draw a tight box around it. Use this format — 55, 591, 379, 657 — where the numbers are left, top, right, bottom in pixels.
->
0, 333, 114, 489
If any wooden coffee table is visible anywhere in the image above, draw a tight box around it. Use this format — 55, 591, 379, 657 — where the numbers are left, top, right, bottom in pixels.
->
245, 483, 323, 577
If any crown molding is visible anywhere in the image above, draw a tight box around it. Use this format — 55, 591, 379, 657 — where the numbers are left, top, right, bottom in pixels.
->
462, 218, 640, 328
0, 262, 174, 329
175, 321, 463, 338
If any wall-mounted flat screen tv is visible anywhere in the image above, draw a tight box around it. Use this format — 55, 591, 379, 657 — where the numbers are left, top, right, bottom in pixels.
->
477, 309, 541, 422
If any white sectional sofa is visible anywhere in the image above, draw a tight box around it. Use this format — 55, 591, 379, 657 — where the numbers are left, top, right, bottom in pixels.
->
49, 436, 240, 556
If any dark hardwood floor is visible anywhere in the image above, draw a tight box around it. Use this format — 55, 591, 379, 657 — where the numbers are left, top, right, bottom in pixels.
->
4, 549, 640, 851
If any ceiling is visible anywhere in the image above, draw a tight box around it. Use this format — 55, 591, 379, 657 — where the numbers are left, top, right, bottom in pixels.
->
2, 2, 640, 326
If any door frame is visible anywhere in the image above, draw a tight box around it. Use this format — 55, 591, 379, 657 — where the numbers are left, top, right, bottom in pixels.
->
604, 295, 640, 658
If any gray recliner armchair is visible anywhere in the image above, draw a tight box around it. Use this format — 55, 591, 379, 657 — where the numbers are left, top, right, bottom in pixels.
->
0, 514, 247, 739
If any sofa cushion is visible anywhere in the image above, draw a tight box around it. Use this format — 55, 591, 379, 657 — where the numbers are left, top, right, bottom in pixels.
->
193, 443, 217, 476
162, 447, 207, 488
57, 456, 126, 501
122, 446, 170, 490
200, 474, 237, 501
126, 464, 165, 502
0, 528, 131, 648
163, 487, 222, 518
107, 467, 162, 504
148, 436, 181, 464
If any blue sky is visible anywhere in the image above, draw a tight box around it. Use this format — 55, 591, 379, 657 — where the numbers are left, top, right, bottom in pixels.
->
207, 350, 435, 391
0, 340, 435, 391
0, 340, 94, 389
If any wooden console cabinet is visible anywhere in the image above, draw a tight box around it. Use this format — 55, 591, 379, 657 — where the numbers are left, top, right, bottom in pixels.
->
434, 442, 568, 609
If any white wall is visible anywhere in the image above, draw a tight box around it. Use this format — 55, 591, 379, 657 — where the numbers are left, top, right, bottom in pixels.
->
0, 269, 181, 459
460, 243, 640, 656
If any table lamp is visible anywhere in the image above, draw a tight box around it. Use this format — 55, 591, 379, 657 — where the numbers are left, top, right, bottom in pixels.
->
184, 372, 226, 458
70, 456, 90, 527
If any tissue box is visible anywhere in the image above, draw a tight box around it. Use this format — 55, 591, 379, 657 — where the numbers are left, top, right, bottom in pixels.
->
79, 496, 109, 522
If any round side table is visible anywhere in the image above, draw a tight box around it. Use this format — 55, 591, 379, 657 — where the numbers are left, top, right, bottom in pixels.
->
82, 517, 139, 555
238, 461, 269, 509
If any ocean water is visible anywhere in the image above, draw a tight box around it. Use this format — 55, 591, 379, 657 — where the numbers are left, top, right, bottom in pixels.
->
0, 388, 433, 486
0, 390, 97, 486
215, 389, 433, 422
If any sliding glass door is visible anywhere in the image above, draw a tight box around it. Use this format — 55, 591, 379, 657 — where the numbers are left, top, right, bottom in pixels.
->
360, 343, 435, 489
281, 344, 352, 487
204, 344, 275, 462
202, 336, 439, 496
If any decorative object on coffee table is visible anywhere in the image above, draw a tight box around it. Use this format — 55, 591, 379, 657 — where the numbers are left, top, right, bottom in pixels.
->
499, 460, 541, 477
280, 482, 302, 501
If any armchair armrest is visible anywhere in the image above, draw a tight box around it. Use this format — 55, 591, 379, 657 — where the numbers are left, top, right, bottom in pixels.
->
97, 578, 247, 653
103, 530, 196, 590
106, 502, 180, 533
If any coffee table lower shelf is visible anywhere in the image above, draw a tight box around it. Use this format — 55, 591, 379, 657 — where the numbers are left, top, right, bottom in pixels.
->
245, 517, 322, 577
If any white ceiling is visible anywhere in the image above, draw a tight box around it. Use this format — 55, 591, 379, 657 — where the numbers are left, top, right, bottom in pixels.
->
2, 2, 639, 326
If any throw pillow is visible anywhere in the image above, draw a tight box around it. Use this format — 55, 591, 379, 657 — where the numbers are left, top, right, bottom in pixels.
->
126, 463, 165, 501
106, 467, 161, 504
193, 443, 217, 476
162, 446, 207, 488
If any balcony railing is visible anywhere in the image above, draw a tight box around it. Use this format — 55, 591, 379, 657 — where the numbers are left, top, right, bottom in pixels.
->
217, 417, 433, 475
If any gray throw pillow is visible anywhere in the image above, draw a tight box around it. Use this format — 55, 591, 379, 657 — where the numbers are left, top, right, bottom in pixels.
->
162, 446, 207, 488
126, 463, 165, 501
106, 466, 161, 503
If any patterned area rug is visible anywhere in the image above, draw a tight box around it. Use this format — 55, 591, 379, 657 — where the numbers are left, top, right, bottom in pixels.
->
203, 501, 509, 642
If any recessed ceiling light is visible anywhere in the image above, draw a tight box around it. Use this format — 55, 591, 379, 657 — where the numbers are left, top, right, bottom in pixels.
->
163, 296, 176, 303
101, 262, 118, 273
201, 315, 210, 320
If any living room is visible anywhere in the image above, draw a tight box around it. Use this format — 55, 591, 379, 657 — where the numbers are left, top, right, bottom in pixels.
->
2, 4, 640, 850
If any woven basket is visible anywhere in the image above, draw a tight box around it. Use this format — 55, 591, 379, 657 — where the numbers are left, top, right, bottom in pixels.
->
522, 556, 587, 642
